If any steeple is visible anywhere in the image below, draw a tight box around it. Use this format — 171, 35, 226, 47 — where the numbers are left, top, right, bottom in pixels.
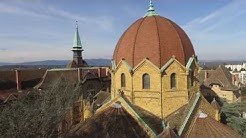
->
145, 0, 158, 17
73, 21, 83, 49
67, 21, 88, 68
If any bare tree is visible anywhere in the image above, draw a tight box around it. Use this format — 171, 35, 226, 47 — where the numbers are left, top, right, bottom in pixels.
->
0, 78, 80, 137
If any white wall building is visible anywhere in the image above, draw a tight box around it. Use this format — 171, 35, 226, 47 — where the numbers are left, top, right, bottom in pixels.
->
225, 63, 246, 84
225, 63, 246, 71
230, 71, 246, 85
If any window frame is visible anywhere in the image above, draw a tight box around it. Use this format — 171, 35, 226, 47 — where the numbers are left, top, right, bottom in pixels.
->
142, 73, 150, 89
121, 73, 126, 88
170, 73, 176, 90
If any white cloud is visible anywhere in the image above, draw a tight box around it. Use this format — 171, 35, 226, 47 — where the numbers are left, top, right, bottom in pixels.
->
0, 38, 113, 62
184, 0, 246, 33
0, 39, 70, 62
46, 6, 115, 32
0, 2, 115, 32
0, 2, 50, 19
183, 0, 246, 60
0, 1, 116, 62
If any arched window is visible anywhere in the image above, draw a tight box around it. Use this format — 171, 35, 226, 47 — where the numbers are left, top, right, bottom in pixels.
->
121, 73, 126, 88
170, 73, 176, 89
142, 73, 150, 89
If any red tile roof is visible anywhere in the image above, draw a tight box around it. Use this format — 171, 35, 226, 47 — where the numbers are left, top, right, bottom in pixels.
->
158, 125, 180, 138
0, 69, 46, 90
0, 91, 26, 103
36, 69, 79, 89
204, 66, 238, 91
0, 69, 46, 82
70, 105, 149, 138
186, 113, 241, 138
210, 98, 221, 110
113, 15, 195, 68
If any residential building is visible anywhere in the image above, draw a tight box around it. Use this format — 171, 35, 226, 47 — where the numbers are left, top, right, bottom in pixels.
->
198, 65, 241, 103
225, 63, 246, 71
231, 70, 246, 85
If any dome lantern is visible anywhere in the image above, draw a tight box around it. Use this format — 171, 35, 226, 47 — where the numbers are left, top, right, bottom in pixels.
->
145, 0, 158, 17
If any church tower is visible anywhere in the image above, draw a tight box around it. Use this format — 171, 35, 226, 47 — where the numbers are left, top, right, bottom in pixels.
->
111, 1, 200, 118
67, 21, 88, 68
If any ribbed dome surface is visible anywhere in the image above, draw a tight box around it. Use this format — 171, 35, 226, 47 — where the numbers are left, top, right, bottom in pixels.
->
113, 15, 195, 68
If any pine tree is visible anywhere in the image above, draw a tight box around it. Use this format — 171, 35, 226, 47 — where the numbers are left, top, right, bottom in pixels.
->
221, 101, 246, 137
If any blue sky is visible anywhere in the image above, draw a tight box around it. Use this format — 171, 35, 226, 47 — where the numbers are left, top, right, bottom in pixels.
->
0, 0, 245, 63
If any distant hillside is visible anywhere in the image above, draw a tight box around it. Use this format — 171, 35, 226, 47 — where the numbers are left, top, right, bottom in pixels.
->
199, 60, 246, 69
199, 60, 246, 65
0, 62, 12, 66
0, 59, 111, 66
1, 59, 246, 70
86, 59, 111, 66
0, 59, 111, 70
18, 60, 70, 66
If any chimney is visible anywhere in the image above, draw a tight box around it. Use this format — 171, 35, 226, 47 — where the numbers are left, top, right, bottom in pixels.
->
97, 68, 101, 78
15, 70, 21, 91
232, 75, 236, 85
77, 68, 81, 81
106, 67, 109, 76
204, 70, 208, 80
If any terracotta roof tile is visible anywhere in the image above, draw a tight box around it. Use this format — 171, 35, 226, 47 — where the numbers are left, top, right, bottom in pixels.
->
196, 70, 214, 83
0, 69, 46, 90
204, 66, 238, 91
93, 91, 110, 106
132, 105, 163, 134
186, 113, 241, 138
210, 98, 221, 110
36, 69, 78, 89
113, 15, 195, 68
158, 127, 180, 138
0, 91, 26, 103
70, 105, 149, 138
66, 60, 78, 68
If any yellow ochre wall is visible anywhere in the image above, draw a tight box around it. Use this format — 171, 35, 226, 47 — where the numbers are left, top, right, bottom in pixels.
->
111, 61, 133, 101
133, 60, 162, 117
211, 85, 235, 103
162, 60, 189, 117
111, 58, 200, 118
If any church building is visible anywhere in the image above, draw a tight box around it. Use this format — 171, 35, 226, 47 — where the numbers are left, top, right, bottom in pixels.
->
68, 1, 241, 138
67, 21, 88, 68
111, 0, 199, 118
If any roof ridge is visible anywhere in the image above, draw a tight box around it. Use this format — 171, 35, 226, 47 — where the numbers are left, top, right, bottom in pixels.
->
96, 95, 157, 137
167, 19, 186, 65
185, 111, 200, 137
218, 66, 237, 90
132, 17, 146, 67
188, 113, 241, 137
120, 95, 158, 136
153, 16, 161, 68
178, 92, 201, 136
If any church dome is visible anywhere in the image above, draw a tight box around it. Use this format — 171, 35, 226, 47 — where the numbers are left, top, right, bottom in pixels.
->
113, 2, 195, 68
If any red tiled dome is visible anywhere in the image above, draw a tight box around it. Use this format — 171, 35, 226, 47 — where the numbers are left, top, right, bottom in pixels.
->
113, 15, 195, 68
